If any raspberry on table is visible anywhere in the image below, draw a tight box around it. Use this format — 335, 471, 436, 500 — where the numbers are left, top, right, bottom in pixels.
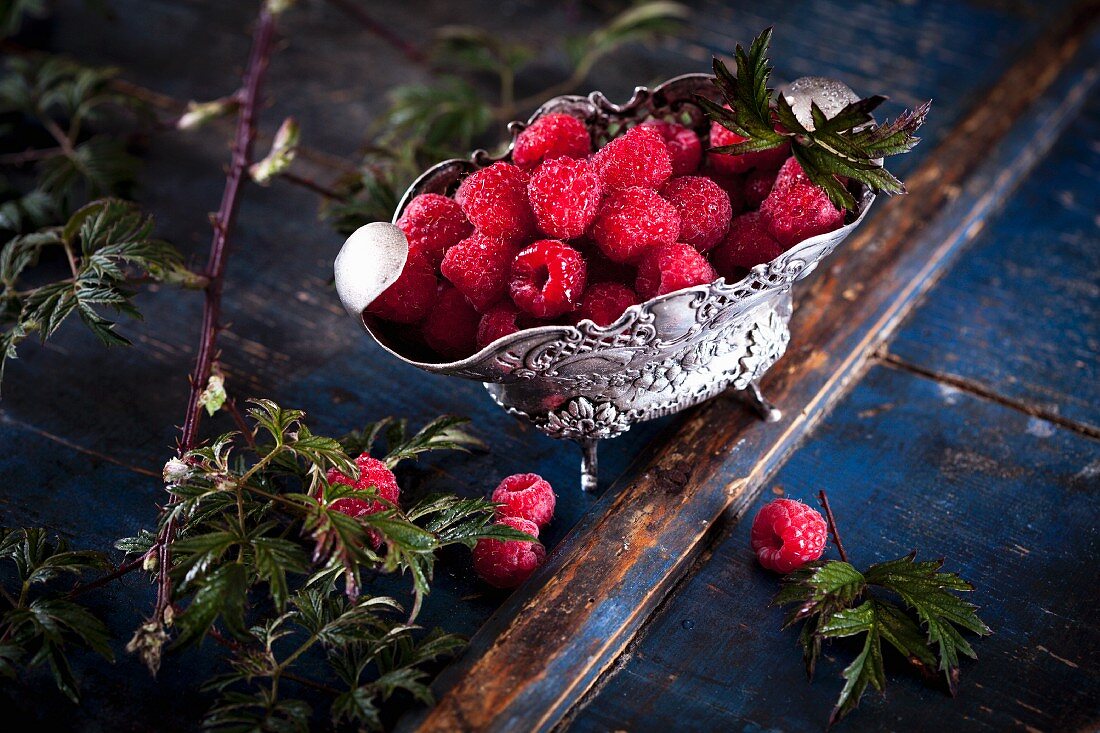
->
635, 241, 717, 299
527, 157, 603, 240
492, 473, 556, 527
441, 232, 515, 311
477, 302, 527, 348
326, 454, 401, 548
365, 248, 438, 324
710, 212, 785, 278
512, 113, 591, 169
709, 120, 790, 174
743, 168, 778, 208
749, 498, 827, 573
455, 162, 535, 244
594, 125, 673, 190
472, 516, 546, 589
509, 239, 587, 319
659, 175, 733, 252
422, 285, 480, 359
574, 281, 638, 326
760, 180, 846, 247
643, 120, 702, 176
590, 186, 681, 264
396, 193, 472, 269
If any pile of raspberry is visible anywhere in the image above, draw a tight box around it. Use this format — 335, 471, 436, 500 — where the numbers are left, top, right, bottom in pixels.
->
369, 111, 849, 361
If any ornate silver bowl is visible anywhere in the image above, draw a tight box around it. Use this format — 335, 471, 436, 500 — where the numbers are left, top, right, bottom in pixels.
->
334, 74, 875, 491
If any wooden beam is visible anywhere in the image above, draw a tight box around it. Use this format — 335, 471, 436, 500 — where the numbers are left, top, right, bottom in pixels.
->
410, 7, 1100, 732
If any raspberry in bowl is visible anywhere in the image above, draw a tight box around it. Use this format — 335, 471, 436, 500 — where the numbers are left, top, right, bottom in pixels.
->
335, 30, 926, 491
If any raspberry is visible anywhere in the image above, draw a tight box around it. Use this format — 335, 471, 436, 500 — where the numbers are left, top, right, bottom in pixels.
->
643, 120, 702, 176
455, 162, 535, 244
575, 281, 637, 326
422, 285, 480, 359
749, 498, 827, 573
527, 157, 603, 239
710, 212, 785, 278
573, 239, 636, 285
512, 113, 591, 169
659, 176, 732, 252
702, 166, 746, 215
326, 454, 401, 548
594, 125, 673, 190
760, 180, 846, 247
744, 168, 778, 208
709, 120, 791, 174
472, 516, 546, 589
477, 302, 527, 348
396, 193, 472, 269
365, 248, 438, 324
441, 232, 515, 311
635, 241, 717, 299
509, 239, 587, 319
590, 186, 681, 264
772, 156, 811, 192
491, 473, 555, 527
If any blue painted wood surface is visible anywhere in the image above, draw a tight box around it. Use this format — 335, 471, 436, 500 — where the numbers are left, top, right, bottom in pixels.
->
889, 87, 1100, 434
0, 0, 1093, 730
568, 363, 1100, 732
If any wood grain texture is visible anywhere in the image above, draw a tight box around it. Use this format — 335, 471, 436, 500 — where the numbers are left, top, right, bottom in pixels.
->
410, 10, 1100, 731
888, 89, 1100, 435
567, 363, 1100, 732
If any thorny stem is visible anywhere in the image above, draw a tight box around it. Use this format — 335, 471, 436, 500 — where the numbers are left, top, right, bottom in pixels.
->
152, 7, 280, 627
323, 0, 427, 65
67, 555, 146, 599
817, 490, 848, 563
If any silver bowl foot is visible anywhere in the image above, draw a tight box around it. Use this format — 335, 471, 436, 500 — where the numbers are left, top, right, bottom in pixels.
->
579, 438, 599, 492
745, 381, 782, 422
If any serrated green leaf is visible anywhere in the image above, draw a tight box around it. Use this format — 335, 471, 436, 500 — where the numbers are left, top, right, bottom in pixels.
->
173, 561, 250, 647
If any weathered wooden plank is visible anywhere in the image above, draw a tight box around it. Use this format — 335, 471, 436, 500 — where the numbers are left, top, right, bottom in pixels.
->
567, 363, 1100, 732
409, 11, 1100, 731
887, 91, 1100, 435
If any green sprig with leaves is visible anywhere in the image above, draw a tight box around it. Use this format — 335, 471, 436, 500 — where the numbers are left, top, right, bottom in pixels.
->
0, 528, 114, 703
774, 496, 990, 726
0, 198, 192, 387
117, 400, 533, 728
701, 27, 930, 210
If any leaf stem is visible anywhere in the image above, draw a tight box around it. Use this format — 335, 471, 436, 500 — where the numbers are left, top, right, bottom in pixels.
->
276, 170, 347, 200
67, 554, 146, 599
152, 6, 279, 629
817, 490, 848, 563
323, 0, 428, 65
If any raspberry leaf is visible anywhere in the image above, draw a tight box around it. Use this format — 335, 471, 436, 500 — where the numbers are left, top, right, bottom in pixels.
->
865, 553, 992, 693
774, 560, 866, 679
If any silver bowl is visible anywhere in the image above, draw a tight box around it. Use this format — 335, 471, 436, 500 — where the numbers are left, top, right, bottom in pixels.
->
334, 74, 875, 491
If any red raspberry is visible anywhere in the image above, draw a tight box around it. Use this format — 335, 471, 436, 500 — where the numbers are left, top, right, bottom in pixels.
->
477, 302, 527, 348
659, 175, 732, 252
710, 212, 785, 278
422, 285, 480, 359
512, 113, 591, 169
509, 239, 587, 318
702, 166, 746, 215
441, 232, 515, 311
527, 157, 603, 239
472, 516, 546, 589
635, 241, 717, 299
772, 156, 811, 192
750, 498, 827, 573
709, 120, 790, 174
492, 473, 555, 527
326, 454, 401, 548
396, 193, 472, 269
365, 248, 438, 324
760, 180, 846, 247
594, 125, 673, 190
643, 120, 702, 176
590, 187, 681, 264
744, 168, 778, 208
573, 239, 636, 285
455, 162, 535, 244
575, 281, 637, 326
